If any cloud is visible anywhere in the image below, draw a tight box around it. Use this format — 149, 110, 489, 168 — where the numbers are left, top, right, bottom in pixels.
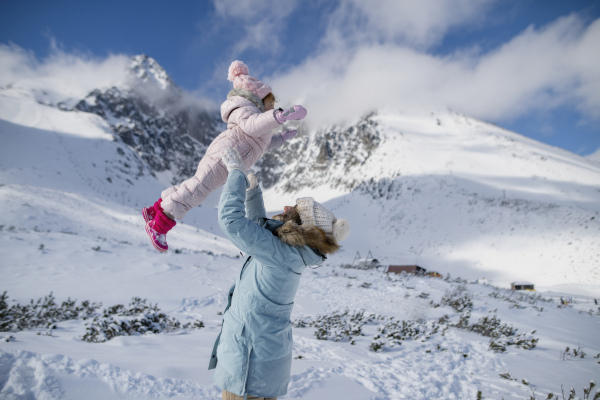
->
210, 0, 298, 55
268, 13, 600, 128
0, 40, 218, 116
0, 41, 130, 101
323, 0, 496, 50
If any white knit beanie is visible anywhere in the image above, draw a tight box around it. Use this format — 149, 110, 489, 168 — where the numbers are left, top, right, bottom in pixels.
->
296, 197, 350, 242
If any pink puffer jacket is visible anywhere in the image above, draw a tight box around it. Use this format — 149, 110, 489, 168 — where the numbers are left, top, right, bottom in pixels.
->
160, 90, 282, 220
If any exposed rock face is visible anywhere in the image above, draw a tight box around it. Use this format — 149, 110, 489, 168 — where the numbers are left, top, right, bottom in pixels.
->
69, 55, 384, 194
73, 55, 222, 185
256, 112, 382, 192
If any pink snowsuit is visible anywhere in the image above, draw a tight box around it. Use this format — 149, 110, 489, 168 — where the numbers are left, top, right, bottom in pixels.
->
160, 90, 283, 220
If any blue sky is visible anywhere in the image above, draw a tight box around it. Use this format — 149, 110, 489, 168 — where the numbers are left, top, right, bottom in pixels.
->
1, 0, 599, 155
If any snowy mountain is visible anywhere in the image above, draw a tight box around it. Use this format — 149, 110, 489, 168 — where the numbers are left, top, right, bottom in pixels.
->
587, 148, 600, 165
1, 55, 599, 399
258, 110, 600, 290
2, 53, 599, 288
72, 55, 222, 187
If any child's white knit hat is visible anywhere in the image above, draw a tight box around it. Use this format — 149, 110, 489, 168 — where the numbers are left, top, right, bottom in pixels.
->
296, 197, 350, 242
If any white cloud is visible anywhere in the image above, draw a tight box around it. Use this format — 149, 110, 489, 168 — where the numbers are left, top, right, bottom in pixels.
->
0, 42, 217, 114
0, 42, 130, 101
324, 0, 496, 49
268, 13, 600, 128
211, 0, 298, 55
212, 0, 296, 21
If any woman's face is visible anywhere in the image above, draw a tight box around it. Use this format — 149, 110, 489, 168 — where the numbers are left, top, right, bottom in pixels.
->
263, 93, 275, 111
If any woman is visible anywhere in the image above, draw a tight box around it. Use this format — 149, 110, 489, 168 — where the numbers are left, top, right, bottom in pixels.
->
209, 148, 350, 399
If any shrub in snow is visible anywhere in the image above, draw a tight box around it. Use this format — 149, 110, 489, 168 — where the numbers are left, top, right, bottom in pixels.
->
81, 297, 204, 343
459, 313, 538, 352
445, 311, 538, 352
499, 370, 517, 381
0, 292, 204, 342
1, 334, 15, 342
548, 381, 599, 400
0, 291, 101, 332
560, 345, 587, 361
294, 306, 538, 353
440, 285, 473, 313
469, 314, 516, 337
583, 381, 599, 400
370, 317, 448, 352
294, 309, 384, 344
488, 289, 552, 312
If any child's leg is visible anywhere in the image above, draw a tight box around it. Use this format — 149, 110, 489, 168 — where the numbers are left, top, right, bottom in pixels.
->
160, 159, 228, 220
144, 198, 177, 252
152, 200, 176, 234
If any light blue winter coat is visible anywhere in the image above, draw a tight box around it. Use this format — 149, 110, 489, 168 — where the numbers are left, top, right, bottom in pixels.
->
208, 169, 327, 398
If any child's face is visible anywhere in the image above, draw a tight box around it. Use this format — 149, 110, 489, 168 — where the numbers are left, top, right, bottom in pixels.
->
263, 94, 275, 111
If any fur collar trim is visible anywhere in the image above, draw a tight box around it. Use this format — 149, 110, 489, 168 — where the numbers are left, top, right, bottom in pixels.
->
227, 88, 265, 112
275, 221, 340, 255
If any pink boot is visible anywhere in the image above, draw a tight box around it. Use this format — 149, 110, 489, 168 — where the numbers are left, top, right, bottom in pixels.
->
142, 198, 164, 223
142, 204, 156, 223
144, 199, 176, 252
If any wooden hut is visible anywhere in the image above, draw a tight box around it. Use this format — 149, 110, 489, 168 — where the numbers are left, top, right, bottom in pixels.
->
386, 265, 426, 275
511, 282, 535, 291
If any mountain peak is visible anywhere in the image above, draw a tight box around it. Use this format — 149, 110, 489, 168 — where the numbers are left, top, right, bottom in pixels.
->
129, 54, 174, 90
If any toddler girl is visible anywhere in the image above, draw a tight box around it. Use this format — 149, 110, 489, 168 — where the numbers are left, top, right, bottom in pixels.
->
143, 60, 307, 252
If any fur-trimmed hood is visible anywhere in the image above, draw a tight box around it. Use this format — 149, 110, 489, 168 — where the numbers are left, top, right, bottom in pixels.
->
220, 88, 266, 123
275, 221, 340, 255
230, 87, 265, 110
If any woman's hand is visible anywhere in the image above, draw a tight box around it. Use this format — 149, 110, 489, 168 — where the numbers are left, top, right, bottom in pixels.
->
246, 170, 259, 190
222, 147, 245, 172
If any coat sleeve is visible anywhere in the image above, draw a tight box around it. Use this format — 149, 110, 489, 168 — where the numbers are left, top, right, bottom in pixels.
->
245, 185, 267, 223
229, 107, 281, 138
219, 170, 290, 267
267, 132, 284, 151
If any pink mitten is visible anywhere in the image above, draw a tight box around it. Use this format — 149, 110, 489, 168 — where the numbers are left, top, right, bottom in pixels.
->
280, 129, 298, 141
274, 105, 307, 124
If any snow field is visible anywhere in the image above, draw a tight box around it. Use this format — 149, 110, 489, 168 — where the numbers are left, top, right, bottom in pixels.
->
2, 71, 600, 399
3, 256, 598, 399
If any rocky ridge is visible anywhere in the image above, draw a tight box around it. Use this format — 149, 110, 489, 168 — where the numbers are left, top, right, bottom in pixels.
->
72, 55, 222, 186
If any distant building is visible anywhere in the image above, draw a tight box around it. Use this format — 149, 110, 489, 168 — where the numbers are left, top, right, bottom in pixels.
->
349, 251, 380, 270
386, 265, 427, 275
511, 282, 535, 291
353, 258, 380, 269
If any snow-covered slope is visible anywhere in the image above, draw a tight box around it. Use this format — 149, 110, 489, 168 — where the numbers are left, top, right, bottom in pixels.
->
258, 110, 600, 290
587, 148, 600, 165
1, 55, 599, 400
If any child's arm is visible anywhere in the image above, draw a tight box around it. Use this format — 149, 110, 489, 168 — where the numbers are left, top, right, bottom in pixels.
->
229, 107, 281, 138
267, 129, 297, 151
230, 105, 306, 138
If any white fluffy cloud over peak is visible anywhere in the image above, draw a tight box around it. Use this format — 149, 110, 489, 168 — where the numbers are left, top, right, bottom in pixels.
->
323, 0, 496, 50
211, 0, 298, 55
269, 13, 600, 128
0, 43, 130, 101
212, 0, 297, 21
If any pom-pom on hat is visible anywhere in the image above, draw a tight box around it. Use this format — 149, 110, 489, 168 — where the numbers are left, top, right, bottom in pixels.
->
296, 197, 350, 242
227, 60, 272, 100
